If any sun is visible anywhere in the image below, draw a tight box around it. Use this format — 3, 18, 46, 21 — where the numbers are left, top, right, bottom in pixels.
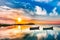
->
17, 17, 22, 22
15, 17, 22, 24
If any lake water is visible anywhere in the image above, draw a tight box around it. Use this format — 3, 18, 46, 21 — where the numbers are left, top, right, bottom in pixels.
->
0, 25, 60, 40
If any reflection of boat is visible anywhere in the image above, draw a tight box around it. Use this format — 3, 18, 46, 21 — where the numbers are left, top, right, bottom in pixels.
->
43, 27, 53, 30
30, 27, 39, 30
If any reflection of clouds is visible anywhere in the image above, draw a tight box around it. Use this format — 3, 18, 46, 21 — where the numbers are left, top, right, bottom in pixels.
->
22, 30, 60, 40
0, 26, 27, 39
36, 32, 47, 40
0, 27, 60, 40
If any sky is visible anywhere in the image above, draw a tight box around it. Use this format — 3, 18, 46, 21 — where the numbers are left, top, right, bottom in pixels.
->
0, 0, 60, 15
0, 0, 60, 24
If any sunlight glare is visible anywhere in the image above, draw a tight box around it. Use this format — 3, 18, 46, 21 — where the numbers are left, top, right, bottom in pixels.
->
18, 17, 22, 22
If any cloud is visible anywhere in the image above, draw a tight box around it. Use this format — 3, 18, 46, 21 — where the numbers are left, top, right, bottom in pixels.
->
49, 7, 58, 16
35, 6, 58, 16
0, 6, 34, 24
0, 5, 59, 22
35, 6, 47, 16
57, 2, 60, 6
12, 0, 20, 3
0, 6, 12, 10
33, 0, 52, 3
